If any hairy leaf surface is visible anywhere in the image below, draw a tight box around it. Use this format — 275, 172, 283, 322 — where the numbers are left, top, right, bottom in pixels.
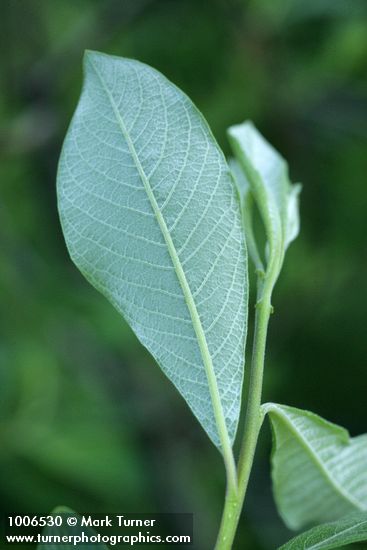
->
263, 403, 367, 529
279, 512, 367, 550
57, 51, 248, 448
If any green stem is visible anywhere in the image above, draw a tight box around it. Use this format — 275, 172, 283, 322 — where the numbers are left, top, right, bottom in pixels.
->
214, 485, 240, 550
214, 277, 274, 550
237, 284, 272, 495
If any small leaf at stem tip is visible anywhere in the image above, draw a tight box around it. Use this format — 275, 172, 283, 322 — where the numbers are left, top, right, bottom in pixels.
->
262, 403, 367, 530
227, 121, 301, 276
57, 51, 248, 449
278, 511, 367, 550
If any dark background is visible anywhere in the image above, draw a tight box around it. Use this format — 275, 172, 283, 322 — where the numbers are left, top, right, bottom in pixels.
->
1, 1, 367, 548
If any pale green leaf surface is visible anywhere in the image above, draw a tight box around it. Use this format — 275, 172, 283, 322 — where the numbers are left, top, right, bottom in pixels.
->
284, 183, 302, 250
263, 403, 367, 530
57, 51, 248, 448
227, 121, 301, 271
229, 157, 250, 203
279, 512, 367, 550
37, 507, 108, 550
229, 158, 264, 272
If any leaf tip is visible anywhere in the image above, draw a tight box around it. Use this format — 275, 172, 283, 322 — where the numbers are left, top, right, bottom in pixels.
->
83, 49, 105, 69
227, 119, 253, 139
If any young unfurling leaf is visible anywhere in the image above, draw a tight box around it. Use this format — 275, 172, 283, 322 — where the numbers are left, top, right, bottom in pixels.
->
228, 122, 301, 279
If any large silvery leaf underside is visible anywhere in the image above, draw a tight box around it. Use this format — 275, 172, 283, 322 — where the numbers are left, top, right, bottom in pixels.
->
263, 403, 367, 530
57, 51, 248, 448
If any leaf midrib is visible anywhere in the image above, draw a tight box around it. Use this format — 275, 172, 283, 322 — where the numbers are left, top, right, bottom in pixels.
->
87, 55, 235, 468
268, 404, 364, 511
310, 519, 367, 550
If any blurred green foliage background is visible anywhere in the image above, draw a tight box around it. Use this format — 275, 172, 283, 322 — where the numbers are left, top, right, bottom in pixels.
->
1, 1, 367, 548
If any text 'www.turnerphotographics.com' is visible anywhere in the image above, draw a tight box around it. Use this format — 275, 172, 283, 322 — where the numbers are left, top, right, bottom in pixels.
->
4, 513, 193, 546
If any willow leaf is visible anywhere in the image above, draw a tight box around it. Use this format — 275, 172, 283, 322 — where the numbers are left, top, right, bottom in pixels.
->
279, 512, 367, 550
228, 121, 301, 276
57, 51, 248, 449
263, 403, 367, 530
